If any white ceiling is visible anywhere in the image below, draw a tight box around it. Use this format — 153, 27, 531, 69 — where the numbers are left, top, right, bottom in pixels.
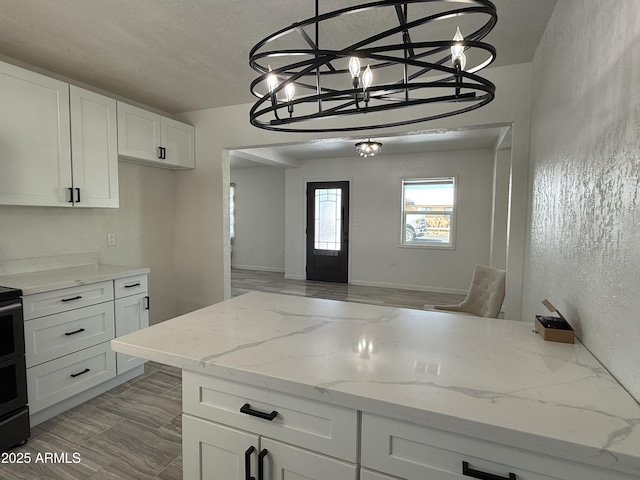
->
0, 0, 557, 115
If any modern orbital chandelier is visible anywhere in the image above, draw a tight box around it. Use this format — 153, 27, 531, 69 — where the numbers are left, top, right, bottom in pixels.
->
249, 0, 497, 133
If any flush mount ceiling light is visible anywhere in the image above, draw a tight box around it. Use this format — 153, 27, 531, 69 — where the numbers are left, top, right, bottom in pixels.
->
355, 139, 383, 157
249, 0, 497, 133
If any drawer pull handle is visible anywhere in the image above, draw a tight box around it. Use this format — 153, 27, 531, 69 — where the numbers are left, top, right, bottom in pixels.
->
245, 446, 255, 480
70, 368, 91, 378
258, 448, 268, 480
61, 296, 82, 302
462, 461, 516, 480
124, 282, 141, 288
65, 328, 86, 336
240, 403, 278, 421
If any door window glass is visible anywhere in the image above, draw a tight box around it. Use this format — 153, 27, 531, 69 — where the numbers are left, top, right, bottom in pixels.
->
314, 188, 342, 251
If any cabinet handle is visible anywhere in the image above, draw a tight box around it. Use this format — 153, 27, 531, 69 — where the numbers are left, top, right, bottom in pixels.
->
68, 187, 74, 203
244, 446, 255, 480
144, 296, 150, 310
70, 368, 90, 378
124, 282, 141, 288
75, 187, 81, 203
65, 328, 86, 336
258, 449, 268, 480
240, 403, 278, 421
462, 461, 517, 480
61, 296, 82, 302
158, 146, 166, 159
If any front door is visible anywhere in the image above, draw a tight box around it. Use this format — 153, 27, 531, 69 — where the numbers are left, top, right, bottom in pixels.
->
306, 181, 349, 283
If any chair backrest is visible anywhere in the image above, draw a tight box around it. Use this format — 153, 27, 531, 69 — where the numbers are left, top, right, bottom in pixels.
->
458, 264, 506, 318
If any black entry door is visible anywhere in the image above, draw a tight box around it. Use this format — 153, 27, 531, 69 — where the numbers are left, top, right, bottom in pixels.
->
306, 181, 349, 283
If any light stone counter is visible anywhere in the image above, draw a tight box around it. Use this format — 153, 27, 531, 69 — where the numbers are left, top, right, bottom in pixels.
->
0, 263, 150, 295
111, 291, 640, 476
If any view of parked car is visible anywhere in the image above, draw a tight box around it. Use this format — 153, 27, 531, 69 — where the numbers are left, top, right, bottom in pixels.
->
405, 214, 427, 241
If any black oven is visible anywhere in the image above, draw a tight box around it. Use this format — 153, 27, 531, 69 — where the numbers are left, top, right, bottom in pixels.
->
0, 286, 30, 452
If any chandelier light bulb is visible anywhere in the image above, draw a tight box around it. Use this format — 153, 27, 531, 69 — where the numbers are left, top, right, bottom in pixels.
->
284, 82, 295, 102
355, 139, 382, 157
451, 27, 464, 58
362, 65, 373, 92
349, 57, 361, 79
266, 66, 278, 94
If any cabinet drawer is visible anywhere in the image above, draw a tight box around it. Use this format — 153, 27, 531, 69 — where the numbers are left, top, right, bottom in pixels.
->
25, 302, 115, 367
183, 371, 357, 462
361, 414, 630, 480
23, 281, 114, 320
114, 274, 148, 299
27, 342, 116, 413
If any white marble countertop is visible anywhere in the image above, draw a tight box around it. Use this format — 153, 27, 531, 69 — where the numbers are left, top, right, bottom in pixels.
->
111, 291, 640, 476
0, 263, 150, 295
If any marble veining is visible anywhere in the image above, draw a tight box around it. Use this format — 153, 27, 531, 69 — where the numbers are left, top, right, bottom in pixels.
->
112, 291, 640, 476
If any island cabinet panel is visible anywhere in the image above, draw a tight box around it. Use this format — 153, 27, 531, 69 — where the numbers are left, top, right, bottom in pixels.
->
183, 371, 357, 462
361, 413, 636, 480
182, 414, 259, 480
260, 437, 356, 480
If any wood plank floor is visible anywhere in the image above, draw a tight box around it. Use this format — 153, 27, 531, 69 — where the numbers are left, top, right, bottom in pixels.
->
1, 270, 465, 479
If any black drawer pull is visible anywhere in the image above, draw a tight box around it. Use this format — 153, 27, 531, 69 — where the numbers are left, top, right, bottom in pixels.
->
240, 403, 278, 421
65, 328, 86, 336
70, 368, 90, 378
463, 461, 516, 480
258, 448, 268, 480
124, 282, 141, 288
245, 446, 255, 480
61, 296, 82, 302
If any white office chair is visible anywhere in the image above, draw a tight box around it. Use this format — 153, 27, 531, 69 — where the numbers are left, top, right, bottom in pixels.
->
433, 264, 506, 318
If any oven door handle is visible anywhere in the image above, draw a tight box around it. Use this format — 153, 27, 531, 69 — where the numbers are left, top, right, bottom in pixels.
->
0, 302, 22, 313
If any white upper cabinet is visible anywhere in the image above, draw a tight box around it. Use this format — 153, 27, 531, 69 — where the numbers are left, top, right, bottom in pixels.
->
70, 86, 119, 208
117, 101, 195, 169
0, 61, 119, 208
0, 61, 72, 207
161, 116, 195, 169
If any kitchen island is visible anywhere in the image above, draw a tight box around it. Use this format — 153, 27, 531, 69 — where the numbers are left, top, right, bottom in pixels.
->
112, 291, 640, 480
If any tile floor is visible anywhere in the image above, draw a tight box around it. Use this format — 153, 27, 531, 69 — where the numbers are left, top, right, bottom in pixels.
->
1, 270, 465, 480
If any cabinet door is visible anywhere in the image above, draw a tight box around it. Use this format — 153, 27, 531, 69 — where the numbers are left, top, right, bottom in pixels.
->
161, 117, 195, 169
260, 438, 356, 480
183, 414, 259, 480
117, 102, 162, 162
0, 61, 72, 207
70, 86, 119, 208
114, 293, 149, 374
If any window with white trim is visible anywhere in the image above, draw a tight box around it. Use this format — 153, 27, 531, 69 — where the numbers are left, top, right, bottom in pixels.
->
401, 177, 456, 248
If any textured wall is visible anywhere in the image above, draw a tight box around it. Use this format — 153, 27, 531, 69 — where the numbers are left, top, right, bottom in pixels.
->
525, 1, 640, 401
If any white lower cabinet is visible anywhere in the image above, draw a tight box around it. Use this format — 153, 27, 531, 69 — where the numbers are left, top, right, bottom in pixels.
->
183, 414, 259, 480
360, 413, 637, 480
183, 371, 357, 480
360, 469, 398, 480
114, 292, 149, 374
27, 342, 116, 413
24, 272, 149, 421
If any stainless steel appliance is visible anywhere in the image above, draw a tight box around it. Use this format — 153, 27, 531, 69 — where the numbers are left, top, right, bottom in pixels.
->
0, 286, 30, 452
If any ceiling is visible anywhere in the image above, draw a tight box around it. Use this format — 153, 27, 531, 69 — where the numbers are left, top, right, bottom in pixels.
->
230, 125, 510, 168
0, 0, 557, 115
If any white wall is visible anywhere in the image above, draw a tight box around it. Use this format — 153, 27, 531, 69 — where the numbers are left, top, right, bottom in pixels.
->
284, 149, 495, 292
0, 162, 176, 325
230, 166, 285, 272
524, 0, 640, 401
177, 62, 532, 318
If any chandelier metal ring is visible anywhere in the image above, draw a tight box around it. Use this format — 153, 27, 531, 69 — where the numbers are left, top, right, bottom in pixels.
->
249, 0, 498, 133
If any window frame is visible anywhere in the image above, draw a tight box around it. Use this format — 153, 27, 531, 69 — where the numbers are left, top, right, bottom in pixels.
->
400, 176, 457, 250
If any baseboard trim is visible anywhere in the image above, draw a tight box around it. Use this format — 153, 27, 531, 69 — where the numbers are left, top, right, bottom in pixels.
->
232, 265, 285, 273
350, 279, 467, 295
284, 273, 305, 280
